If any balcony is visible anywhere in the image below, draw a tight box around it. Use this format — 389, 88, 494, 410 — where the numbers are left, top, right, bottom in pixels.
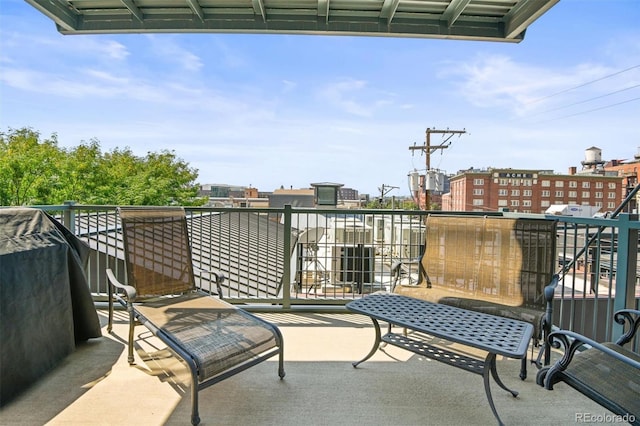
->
1, 308, 617, 425
1, 204, 638, 424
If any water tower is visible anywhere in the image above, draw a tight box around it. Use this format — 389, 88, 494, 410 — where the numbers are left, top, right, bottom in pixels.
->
581, 146, 605, 171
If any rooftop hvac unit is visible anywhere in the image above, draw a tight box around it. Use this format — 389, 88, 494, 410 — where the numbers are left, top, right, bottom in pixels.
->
333, 227, 373, 244
331, 246, 374, 285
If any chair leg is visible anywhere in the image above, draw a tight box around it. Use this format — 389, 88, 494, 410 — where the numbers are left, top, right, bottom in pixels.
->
107, 290, 114, 333
519, 357, 527, 380
190, 381, 200, 426
127, 310, 135, 365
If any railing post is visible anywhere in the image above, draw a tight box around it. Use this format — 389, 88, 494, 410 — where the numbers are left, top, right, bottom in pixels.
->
282, 204, 292, 309
613, 213, 638, 340
63, 201, 76, 234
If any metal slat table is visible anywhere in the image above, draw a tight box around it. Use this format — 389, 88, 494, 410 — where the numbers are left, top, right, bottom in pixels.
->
346, 293, 534, 426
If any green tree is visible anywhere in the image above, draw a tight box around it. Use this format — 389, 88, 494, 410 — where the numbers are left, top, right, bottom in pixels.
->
0, 127, 203, 206
54, 139, 105, 203
0, 128, 63, 205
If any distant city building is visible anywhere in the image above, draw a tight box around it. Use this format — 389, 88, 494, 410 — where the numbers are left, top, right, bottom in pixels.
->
268, 187, 315, 208
442, 167, 624, 214
339, 187, 359, 201
602, 147, 640, 213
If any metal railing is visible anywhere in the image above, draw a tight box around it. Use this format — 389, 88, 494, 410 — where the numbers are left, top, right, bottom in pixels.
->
25, 203, 640, 344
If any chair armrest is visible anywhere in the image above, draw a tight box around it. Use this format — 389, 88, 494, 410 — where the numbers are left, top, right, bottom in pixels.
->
193, 265, 226, 297
543, 274, 559, 303
106, 268, 137, 301
543, 329, 640, 390
614, 309, 640, 346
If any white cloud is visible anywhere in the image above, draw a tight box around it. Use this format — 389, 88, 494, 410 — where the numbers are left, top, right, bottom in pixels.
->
145, 35, 203, 71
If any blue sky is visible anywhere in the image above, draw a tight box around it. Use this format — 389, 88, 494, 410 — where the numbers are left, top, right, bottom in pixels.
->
1, 0, 639, 197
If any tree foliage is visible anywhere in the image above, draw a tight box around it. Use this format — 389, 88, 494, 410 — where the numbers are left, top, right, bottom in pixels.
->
0, 127, 203, 206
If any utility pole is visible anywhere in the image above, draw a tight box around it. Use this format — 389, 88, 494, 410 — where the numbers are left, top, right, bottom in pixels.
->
409, 127, 466, 210
378, 184, 398, 207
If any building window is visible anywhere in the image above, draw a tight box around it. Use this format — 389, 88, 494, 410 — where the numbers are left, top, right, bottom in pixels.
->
498, 189, 508, 196
315, 186, 338, 205
608, 202, 616, 209
523, 190, 532, 197
523, 200, 532, 207
568, 191, 577, 198
473, 199, 484, 206
511, 189, 520, 196
497, 199, 508, 207
474, 179, 484, 185
523, 179, 532, 186
595, 201, 603, 208
555, 181, 564, 187
582, 181, 590, 188
595, 182, 603, 189
555, 190, 564, 197
608, 182, 616, 189
608, 192, 617, 199
499, 179, 508, 186
541, 180, 550, 187
569, 181, 577, 188
510, 200, 520, 207
581, 191, 589, 198
541, 190, 550, 197
595, 192, 603, 198
541, 200, 550, 207
473, 189, 484, 195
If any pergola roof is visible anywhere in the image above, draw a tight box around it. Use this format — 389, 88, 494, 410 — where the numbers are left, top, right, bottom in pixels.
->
25, 0, 559, 42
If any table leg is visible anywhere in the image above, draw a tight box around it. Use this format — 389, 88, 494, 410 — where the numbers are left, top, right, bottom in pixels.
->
483, 353, 519, 426
352, 317, 382, 368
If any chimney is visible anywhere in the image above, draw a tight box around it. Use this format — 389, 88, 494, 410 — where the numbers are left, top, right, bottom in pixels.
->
568, 166, 577, 175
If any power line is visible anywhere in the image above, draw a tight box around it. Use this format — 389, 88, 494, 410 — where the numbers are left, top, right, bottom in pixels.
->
526, 64, 640, 105
528, 83, 640, 117
535, 96, 640, 123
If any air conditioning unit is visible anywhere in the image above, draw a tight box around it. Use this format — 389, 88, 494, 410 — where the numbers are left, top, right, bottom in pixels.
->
331, 246, 374, 283
334, 228, 373, 245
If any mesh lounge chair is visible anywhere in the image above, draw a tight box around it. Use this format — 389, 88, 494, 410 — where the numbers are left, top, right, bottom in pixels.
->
106, 207, 285, 425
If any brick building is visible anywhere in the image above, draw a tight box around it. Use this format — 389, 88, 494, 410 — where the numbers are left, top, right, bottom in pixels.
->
442, 168, 624, 214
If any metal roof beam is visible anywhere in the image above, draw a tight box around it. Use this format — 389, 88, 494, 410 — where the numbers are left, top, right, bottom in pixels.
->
186, 0, 205, 22
252, 0, 266, 22
53, 15, 521, 42
441, 0, 471, 28
318, 0, 330, 25
504, 0, 560, 39
380, 0, 400, 25
24, 0, 79, 32
120, 0, 144, 22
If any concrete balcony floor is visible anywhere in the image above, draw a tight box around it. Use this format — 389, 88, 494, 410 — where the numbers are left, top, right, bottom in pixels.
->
1, 309, 615, 426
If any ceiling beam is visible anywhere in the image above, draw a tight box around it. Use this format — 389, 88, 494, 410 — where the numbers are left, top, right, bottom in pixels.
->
24, 0, 78, 32
504, 0, 560, 39
186, 0, 205, 22
252, 0, 266, 23
380, 0, 400, 25
120, 0, 144, 22
441, 0, 471, 28
318, 0, 330, 25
